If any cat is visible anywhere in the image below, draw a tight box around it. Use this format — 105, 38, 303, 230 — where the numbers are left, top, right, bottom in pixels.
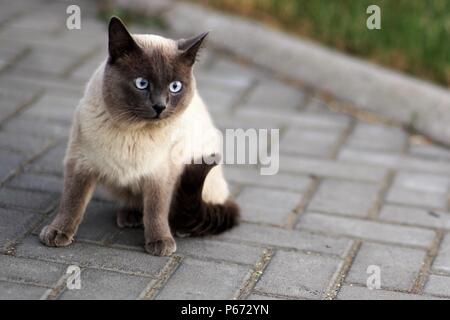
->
39, 17, 240, 256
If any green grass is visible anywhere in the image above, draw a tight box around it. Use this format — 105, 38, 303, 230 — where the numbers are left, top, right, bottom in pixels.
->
191, 0, 450, 87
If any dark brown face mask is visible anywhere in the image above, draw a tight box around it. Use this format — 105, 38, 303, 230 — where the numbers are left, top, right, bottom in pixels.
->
102, 16, 208, 123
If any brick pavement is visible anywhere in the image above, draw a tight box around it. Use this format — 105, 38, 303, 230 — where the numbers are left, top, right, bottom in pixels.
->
0, 0, 449, 300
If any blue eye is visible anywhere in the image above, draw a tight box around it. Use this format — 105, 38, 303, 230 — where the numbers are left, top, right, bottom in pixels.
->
169, 81, 183, 93
134, 77, 148, 90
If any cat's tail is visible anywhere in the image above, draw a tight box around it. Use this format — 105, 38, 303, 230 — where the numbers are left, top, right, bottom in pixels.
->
170, 154, 240, 237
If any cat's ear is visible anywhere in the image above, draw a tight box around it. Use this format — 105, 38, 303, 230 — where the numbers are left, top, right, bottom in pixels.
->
108, 17, 139, 62
177, 32, 209, 66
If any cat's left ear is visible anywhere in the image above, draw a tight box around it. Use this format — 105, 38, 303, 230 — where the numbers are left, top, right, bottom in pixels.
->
108, 16, 139, 63
177, 32, 209, 66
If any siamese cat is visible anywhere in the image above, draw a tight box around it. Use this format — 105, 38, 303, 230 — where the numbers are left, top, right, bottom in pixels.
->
39, 17, 240, 256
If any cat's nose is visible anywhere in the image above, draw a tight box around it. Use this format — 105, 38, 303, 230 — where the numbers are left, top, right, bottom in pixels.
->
152, 104, 166, 115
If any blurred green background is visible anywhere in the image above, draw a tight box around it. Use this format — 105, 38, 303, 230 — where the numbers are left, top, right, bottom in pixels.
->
190, 0, 450, 87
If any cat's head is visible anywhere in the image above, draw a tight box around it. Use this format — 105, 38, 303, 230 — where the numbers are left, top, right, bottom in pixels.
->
103, 17, 207, 124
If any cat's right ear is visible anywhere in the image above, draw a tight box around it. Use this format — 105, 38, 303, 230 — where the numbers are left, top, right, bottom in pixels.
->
108, 17, 138, 63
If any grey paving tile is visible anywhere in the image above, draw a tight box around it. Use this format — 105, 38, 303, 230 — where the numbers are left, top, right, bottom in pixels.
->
0, 255, 66, 287
424, 275, 450, 297
337, 284, 440, 300
255, 250, 341, 299
432, 234, 450, 274
224, 166, 312, 193
346, 242, 426, 291
59, 268, 150, 300
297, 212, 435, 247
379, 204, 450, 229
0, 281, 48, 300
236, 186, 302, 225
217, 222, 352, 257
0, 208, 39, 252
156, 258, 250, 300
308, 179, 379, 217
0, 187, 56, 212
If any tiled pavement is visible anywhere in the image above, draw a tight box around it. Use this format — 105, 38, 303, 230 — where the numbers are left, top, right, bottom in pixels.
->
1, 0, 450, 300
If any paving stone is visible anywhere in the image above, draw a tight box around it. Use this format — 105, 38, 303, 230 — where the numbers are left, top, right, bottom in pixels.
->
0, 187, 56, 212
242, 79, 305, 112
247, 293, 284, 300
59, 268, 150, 300
16, 236, 168, 278
198, 83, 240, 114
393, 171, 449, 194
236, 186, 302, 225
217, 112, 284, 131
6, 173, 63, 194
0, 85, 37, 122
386, 188, 447, 209
432, 234, 450, 273
0, 152, 24, 180
338, 147, 450, 175
379, 204, 450, 229
0, 132, 51, 156
171, 238, 262, 265
346, 123, 407, 152
6, 8, 64, 32
386, 172, 449, 209
237, 108, 351, 131
308, 179, 379, 217
423, 275, 450, 297
255, 250, 341, 299
0, 255, 66, 287
346, 242, 426, 291
0, 208, 39, 252
208, 58, 257, 84
27, 143, 66, 175
14, 46, 82, 77
409, 143, 450, 161
224, 166, 312, 193
297, 212, 435, 247
196, 67, 251, 92
281, 155, 388, 183
217, 223, 352, 257
280, 127, 341, 157
2, 116, 70, 139
0, 39, 27, 66
0, 71, 83, 97
337, 284, 440, 300
69, 52, 105, 83
20, 94, 78, 123
156, 258, 250, 300
196, 70, 249, 114
0, 281, 48, 299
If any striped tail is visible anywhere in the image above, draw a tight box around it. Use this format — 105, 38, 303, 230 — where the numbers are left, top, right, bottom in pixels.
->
170, 155, 240, 237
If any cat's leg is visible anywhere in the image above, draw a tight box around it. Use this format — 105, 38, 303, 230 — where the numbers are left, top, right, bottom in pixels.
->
39, 160, 97, 247
116, 207, 143, 228
142, 172, 178, 256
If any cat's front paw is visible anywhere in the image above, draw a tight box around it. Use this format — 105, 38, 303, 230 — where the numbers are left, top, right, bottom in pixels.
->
39, 225, 74, 247
145, 237, 176, 256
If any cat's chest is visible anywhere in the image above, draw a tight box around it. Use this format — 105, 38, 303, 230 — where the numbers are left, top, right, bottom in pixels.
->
83, 128, 168, 185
